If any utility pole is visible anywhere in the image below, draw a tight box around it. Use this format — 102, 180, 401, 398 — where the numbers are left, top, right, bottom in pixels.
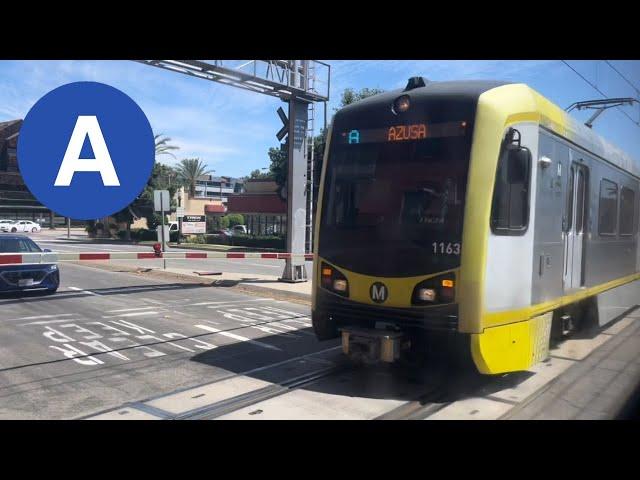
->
138, 60, 330, 283
280, 95, 310, 282
177, 190, 182, 245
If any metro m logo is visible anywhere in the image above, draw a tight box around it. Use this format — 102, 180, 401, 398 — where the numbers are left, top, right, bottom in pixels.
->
369, 282, 388, 303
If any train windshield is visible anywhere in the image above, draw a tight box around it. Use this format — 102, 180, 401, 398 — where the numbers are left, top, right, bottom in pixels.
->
319, 123, 472, 277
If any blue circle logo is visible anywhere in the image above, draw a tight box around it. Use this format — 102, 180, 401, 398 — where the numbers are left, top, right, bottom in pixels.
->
17, 81, 155, 220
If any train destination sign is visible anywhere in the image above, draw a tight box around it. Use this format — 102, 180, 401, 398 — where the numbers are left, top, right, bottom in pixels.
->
340, 121, 467, 145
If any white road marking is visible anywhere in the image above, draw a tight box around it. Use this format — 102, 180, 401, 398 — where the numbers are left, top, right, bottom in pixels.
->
102, 311, 159, 318
68, 286, 102, 296
22, 319, 83, 326
8, 313, 76, 322
191, 298, 271, 307
194, 324, 282, 351
138, 298, 167, 305
107, 306, 157, 313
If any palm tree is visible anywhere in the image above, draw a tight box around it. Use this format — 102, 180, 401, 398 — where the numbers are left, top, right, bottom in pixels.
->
176, 158, 213, 197
154, 134, 179, 160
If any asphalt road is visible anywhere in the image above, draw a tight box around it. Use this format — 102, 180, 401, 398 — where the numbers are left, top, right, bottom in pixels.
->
0, 262, 334, 419
3, 231, 638, 420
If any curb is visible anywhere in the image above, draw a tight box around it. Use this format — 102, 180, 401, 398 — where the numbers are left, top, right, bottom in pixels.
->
169, 244, 283, 253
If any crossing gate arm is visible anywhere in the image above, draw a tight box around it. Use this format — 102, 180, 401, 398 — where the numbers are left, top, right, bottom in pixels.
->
0, 251, 315, 266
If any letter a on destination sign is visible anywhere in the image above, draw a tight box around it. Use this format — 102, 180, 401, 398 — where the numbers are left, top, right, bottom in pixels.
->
54, 116, 120, 187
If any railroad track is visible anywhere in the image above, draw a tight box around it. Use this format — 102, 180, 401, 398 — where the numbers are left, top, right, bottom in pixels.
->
183, 362, 479, 421
84, 348, 492, 421
182, 359, 489, 420
180, 362, 350, 420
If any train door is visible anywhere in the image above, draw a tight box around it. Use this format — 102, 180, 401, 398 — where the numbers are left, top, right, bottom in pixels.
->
563, 162, 588, 290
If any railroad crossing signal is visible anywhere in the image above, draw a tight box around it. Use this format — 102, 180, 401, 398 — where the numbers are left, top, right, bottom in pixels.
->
276, 106, 288, 141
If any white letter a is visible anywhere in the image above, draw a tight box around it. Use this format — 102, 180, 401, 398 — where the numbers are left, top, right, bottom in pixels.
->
54, 116, 120, 187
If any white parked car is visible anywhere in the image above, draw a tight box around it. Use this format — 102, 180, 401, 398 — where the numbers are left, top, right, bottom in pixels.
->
0, 220, 42, 233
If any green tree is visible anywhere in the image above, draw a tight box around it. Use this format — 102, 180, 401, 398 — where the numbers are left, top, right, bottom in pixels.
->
154, 134, 179, 159
337, 87, 385, 111
249, 169, 271, 179
111, 163, 179, 240
149, 163, 179, 192
91, 135, 180, 239
176, 158, 212, 197
208, 215, 230, 231
226, 214, 244, 228
267, 147, 288, 191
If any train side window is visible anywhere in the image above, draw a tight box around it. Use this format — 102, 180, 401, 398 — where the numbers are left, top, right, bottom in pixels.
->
598, 179, 618, 236
490, 132, 532, 235
619, 187, 635, 236
575, 168, 586, 233
565, 166, 574, 232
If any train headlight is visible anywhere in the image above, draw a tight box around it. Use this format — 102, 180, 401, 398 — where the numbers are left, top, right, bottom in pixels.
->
412, 273, 455, 305
392, 95, 410, 114
320, 262, 349, 297
333, 279, 348, 292
416, 288, 437, 302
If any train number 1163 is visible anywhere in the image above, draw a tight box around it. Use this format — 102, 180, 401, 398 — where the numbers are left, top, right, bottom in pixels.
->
432, 242, 461, 255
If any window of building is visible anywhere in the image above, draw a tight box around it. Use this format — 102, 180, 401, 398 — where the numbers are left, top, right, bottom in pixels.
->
619, 186, 635, 236
598, 179, 618, 236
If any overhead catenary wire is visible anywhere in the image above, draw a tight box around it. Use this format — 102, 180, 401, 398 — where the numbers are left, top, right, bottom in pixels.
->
561, 60, 640, 127
604, 60, 640, 96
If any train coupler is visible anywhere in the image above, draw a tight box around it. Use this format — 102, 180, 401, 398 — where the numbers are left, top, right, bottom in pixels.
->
340, 327, 408, 364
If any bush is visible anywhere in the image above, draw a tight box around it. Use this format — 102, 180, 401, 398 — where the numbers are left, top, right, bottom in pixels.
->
183, 233, 285, 250
205, 234, 230, 245
226, 214, 244, 228
208, 215, 229, 231
186, 234, 206, 244
147, 213, 166, 231
122, 228, 160, 242
228, 234, 284, 250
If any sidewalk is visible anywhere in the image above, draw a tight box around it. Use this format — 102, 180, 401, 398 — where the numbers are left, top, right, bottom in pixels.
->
169, 243, 282, 253
161, 266, 312, 301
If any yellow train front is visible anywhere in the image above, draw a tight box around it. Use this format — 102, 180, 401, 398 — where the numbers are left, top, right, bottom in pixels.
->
312, 77, 640, 374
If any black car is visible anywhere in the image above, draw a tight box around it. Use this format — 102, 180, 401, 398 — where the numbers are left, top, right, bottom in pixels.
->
0, 235, 59, 294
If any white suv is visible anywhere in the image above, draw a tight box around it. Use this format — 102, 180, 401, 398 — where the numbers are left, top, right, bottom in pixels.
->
0, 220, 42, 233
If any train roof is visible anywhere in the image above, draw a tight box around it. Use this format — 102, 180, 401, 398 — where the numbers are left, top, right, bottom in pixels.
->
339, 80, 511, 114
339, 79, 640, 178
517, 83, 640, 179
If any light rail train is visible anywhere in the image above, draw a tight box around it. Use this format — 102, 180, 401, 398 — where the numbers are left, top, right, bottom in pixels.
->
311, 78, 639, 374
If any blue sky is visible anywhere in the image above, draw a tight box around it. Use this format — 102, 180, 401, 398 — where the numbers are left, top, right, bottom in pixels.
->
1, 60, 638, 178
